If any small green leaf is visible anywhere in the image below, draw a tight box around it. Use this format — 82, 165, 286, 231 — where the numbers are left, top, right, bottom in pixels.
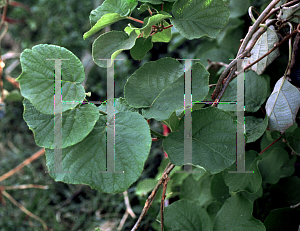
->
130, 37, 153, 60
89, 0, 138, 26
84, 13, 126, 40
92, 30, 137, 68
258, 147, 296, 184
245, 116, 268, 143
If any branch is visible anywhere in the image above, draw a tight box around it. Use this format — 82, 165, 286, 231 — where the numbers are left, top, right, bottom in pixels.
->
131, 162, 175, 231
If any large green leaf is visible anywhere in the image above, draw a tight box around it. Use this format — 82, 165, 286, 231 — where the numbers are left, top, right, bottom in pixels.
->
89, 0, 138, 26
223, 150, 262, 194
171, 0, 230, 39
213, 194, 266, 231
46, 111, 152, 193
17, 44, 86, 115
158, 200, 212, 231
265, 76, 300, 133
163, 107, 236, 174
92, 30, 137, 68
23, 98, 99, 149
124, 58, 209, 121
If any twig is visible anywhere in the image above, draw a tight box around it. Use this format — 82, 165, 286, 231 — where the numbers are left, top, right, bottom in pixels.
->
126, 16, 144, 24
118, 190, 136, 230
259, 136, 282, 155
238, 0, 280, 55
160, 174, 170, 231
263, 0, 300, 22
290, 201, 300, 208
0, 148, 45, 183
131, 162, 175, 231
3, 184, 49, 190
2, 190, 48, 230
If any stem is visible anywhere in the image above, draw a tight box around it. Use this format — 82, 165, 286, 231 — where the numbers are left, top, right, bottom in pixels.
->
259, 136, 282, 155
126, 16, 144, 24
150, 129, 166, 139
163, 24, 173, 30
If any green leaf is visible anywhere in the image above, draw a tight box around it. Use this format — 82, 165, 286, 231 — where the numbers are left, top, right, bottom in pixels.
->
214, 194, 266, 231
46, 111, 152, 193
151, 20, 172, 43
162, 111, 179, 132
223, 150, 262, 194
23, 98, 99, 149
218, 70, 268, 112
92, 30, 137, 68
17, 44, 86, 115
124, 58, 209, 121
258, 147, 296, 184
130, 37, 153, 60
171, 0, 230, 39
158, 200, 212, 231
265, 76, 300, 133
247, 26, 280, 75
278, 3, 300, 20
245, 116, 268, 143
210, 173, 230, 204
83, 13, 126, 40
286, 127, 300, 155
89, 0, 138, 26
128, 13, 172, 38
163, 107, 237, 174
180, 173, 214, 207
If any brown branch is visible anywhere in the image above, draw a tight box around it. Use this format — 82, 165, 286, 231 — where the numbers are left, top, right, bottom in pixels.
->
0, 148, 45, 183
238, 0, 280, 55
3, 184, 49, 190
160, 174, 170, 231
131, 162, 175, 231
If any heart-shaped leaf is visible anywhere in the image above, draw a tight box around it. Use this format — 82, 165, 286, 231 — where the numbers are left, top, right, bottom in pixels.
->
46, 111, 152, 193
163, 107, 236, 174
17, 44, 86, 115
